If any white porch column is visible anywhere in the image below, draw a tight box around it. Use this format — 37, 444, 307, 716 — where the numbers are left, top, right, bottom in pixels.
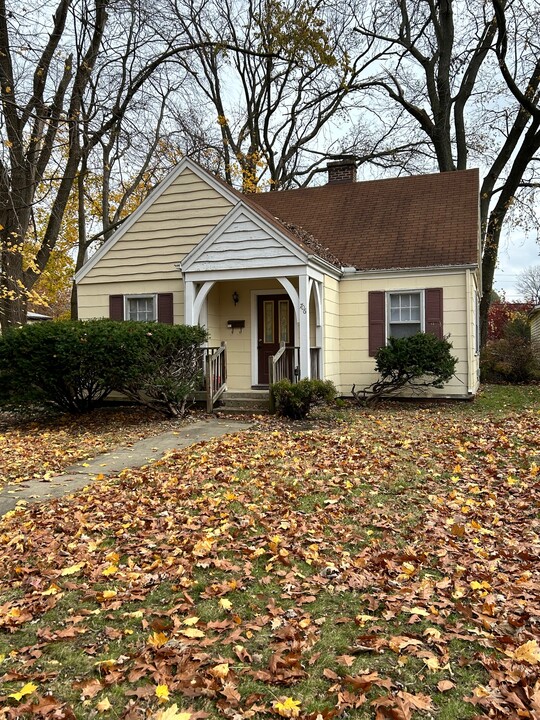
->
184, 279, 215, 326
299, 273, 311, 379
184, 280, 195, 325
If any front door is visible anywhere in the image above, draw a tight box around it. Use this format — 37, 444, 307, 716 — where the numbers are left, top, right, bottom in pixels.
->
257, 295, 295, 385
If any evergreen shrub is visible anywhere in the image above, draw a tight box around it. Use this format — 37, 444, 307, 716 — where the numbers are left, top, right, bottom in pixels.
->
271, 378, 337, 420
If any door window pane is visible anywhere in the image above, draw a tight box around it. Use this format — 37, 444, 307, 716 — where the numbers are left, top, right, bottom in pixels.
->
264, 301, 274, 343
279, 300, 289, 343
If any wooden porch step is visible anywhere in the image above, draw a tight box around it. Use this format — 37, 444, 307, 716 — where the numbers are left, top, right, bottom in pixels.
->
215, 391, 270, 415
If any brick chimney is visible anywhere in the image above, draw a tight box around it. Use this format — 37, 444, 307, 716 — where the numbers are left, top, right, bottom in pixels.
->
327, 157, 357, 184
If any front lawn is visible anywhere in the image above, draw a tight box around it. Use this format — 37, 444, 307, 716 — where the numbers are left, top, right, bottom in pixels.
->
1, 386, 539, 719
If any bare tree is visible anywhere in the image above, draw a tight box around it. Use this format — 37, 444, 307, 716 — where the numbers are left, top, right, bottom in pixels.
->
351, 0, 540, 346
0, 0, 246, 330
167, 0, 387, 191
516, 264, 540, 304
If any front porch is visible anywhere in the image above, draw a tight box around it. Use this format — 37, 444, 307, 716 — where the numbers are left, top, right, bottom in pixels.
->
185, 275, 326, 399
198, 340, 322, 412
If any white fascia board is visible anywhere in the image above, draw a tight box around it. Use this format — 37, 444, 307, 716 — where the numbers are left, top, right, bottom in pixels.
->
184, 264, 308, 283
342, 264, 478, 280
181, 200, 309, 272
75, 157, 239, 284
307, 255, 342, 280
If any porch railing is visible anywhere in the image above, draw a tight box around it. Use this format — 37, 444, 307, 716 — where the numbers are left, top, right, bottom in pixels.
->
269, 343, 299, 386
269, 344, 323, 386
204, 342, 227, 412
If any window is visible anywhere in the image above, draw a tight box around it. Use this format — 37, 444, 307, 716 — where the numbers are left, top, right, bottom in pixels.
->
126, 295, 156, 322
388, 292, 423, 339
368, 288, 443, 357
109, 293, 174, 323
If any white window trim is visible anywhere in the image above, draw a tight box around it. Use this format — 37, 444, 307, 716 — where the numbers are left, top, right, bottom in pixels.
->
124, 294, 158, 322
386, 289, 425, 341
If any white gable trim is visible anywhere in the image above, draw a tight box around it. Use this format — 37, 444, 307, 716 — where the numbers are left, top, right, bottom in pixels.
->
181, 201, 309, 273
74, 158, 240, 283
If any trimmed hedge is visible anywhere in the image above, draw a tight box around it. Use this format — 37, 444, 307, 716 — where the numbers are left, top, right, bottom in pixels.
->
272, 378, 337, 420
0, 319, 208, 415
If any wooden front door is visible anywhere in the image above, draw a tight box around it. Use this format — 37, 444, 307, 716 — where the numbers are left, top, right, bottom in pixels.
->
257, 295, 295, 385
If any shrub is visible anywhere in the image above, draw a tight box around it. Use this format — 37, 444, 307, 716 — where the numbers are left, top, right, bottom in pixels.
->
272, 378, 337, 420
481, 338, 539, 384
0, 320, 208, 415
353, 332, 457, 404
0, 320, 129, 412
119, 322, 208, 416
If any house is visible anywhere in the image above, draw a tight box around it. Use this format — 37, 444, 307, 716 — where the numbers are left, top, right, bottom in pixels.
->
27, 311, 52, 323
531, 306, 540, 353
75, 158, 481, 401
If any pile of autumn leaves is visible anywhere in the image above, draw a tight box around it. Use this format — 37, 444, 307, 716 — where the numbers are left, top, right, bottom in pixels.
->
0, 406, 539, 719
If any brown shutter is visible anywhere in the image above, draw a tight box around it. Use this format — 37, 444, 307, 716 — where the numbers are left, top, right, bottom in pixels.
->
425, 288, 443, 339
368, 291, 385, 356
157, 293, 174, 324
109, 295, 124, 321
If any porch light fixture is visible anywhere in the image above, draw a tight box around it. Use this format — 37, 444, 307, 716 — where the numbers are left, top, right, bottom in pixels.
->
232, 291, 239, 306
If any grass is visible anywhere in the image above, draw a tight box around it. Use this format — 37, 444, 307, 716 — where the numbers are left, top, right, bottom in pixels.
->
0, 384, 539, 719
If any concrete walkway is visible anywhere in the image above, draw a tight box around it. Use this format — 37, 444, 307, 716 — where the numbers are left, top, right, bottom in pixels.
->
0, 418, 251, 517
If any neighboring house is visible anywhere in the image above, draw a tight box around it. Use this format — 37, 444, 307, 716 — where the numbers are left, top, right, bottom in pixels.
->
27, 311, 52, 323
75, 158, 481, 399
531, 306, 540, 353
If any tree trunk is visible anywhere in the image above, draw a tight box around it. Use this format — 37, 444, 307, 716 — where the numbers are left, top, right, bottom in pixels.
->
0, 247, 27, 331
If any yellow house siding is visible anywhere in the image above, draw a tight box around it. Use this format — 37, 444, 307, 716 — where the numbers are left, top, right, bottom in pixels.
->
77, 279, 183, 323
339, 270, 472, 397
79, 167, 233, 285
323, 275, 340, 386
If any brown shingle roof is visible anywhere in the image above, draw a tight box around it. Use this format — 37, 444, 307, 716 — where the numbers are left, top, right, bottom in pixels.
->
248, 169, 480, 271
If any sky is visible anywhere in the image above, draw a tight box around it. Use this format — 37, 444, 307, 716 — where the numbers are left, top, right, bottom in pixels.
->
494, 232, 540, 301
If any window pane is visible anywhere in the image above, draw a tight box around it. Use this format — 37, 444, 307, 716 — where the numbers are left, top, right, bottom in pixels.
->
278, 301, 289, 343
389, 322, 421, 339
264, 301, 274, 343
128, 297, 155, 322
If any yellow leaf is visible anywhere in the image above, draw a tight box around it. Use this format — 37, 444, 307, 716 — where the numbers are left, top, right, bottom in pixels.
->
0, 654, 5, 663
155, 684, 170, 702
192, 538, 214, 557
180, 627, 205, 638
8, 682, 38, 701
219, 598, 232, 611
210, 663, 229, 678
102, 590, 117, 599
60, 562, 85, 576
148, 632, 168, 648
424, 627, 442, 640
401, 562, 416, 575
273, 697, 302, 718
424, 656, 440, 671
511, 640, 540, 665
42, 583, 62, 595
96, 697, 112, 712
470, 580, 491, 590
153, 705, 192, 720
183, 616, 200, 626
408, 606, 430, 617
102, 565, 118, 576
